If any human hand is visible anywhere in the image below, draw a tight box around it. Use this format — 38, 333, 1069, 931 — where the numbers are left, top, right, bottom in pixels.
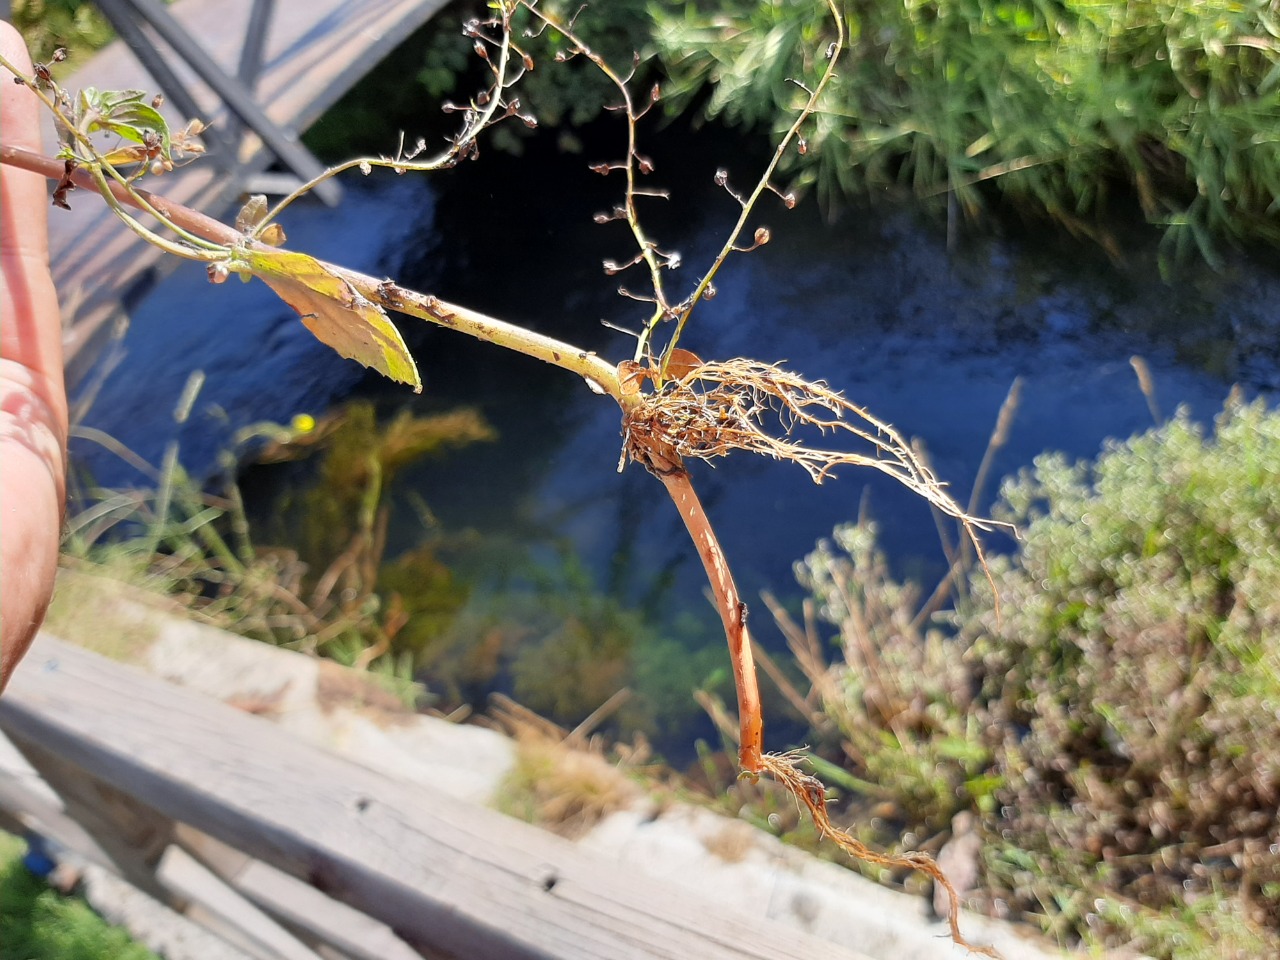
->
1, 21, 67, 692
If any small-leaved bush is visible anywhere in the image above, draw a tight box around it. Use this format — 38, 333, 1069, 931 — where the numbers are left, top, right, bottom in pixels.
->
798, 397, 1280, 958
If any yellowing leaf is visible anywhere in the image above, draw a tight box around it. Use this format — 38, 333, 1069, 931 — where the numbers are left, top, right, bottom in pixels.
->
235, 246, 421, 391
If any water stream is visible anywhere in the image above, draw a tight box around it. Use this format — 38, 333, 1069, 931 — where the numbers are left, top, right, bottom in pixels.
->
71, 123, 1280, 747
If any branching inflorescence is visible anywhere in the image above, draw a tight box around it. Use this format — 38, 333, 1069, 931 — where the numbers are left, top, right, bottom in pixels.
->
0, 2, 1007, 953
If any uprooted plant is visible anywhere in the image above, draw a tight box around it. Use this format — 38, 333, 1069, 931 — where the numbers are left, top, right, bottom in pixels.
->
2, 2, 1012, 951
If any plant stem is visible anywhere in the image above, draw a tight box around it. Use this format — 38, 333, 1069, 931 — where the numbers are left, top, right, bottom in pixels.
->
658, 0, 845, 375
1, 145, 240, 244
338, 272, 623, 399
658, 467, 764, 775
0, 145, 623, 397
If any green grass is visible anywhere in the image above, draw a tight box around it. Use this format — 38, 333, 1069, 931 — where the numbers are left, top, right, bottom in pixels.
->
0, 831, 159, 960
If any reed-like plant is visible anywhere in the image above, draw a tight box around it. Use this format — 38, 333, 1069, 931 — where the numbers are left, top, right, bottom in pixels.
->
652, 0, 1280, 263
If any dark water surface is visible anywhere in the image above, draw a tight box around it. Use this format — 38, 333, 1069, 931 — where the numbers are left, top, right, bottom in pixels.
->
72, 125, 1280, 737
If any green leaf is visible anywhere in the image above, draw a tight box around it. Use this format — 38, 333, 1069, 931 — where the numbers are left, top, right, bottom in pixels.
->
77, 86, 173, 157
232, 246, 421, 391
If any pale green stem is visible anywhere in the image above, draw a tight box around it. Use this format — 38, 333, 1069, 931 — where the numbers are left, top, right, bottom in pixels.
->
336, 267, 625, 403
520, 4, 670, 361
0, 51, 227, 254
86, 163, 228, 262
658, 0, 846, 375
258, 3, 520, 234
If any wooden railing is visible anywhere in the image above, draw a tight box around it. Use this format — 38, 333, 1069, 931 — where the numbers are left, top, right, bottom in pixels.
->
91, 0, 339, 205
0, 636, 876, 960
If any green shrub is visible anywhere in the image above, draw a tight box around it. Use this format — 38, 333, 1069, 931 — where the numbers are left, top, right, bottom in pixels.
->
798, 397, 1280, 957
652, 0, 1280, 261
797, 522, 998, 836
968, 397, 1280, 953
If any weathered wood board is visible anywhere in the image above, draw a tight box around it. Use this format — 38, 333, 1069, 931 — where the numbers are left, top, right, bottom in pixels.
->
0, 635, 878, 960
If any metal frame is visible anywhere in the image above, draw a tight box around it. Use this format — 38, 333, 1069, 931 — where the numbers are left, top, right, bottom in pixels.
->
91, 0, 340, 204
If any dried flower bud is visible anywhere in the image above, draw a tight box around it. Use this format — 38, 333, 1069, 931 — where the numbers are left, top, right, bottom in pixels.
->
650, 83, 661, 102
783, 192, 797, 209
714, 168, 729, 186
602, 259, 621, 275
704, 283, 717, 300
207, 262, 230, 284
523, 53, 535, 71
797, 137, 808, 156
637, 155, 654, 174
474, 41, 489, 59
753, 227, 771, 245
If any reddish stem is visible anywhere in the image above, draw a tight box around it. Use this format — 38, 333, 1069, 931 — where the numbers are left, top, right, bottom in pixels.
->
658, 468, 764, 775
0, 144, 240, 245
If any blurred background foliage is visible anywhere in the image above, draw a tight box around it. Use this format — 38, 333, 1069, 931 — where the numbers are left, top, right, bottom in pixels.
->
319, 0, 1280, 262
9, 0, 114, 69
650, 0, 1280, 264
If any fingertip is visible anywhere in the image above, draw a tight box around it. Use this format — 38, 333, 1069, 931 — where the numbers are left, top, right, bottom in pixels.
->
1, 21, 50, 258
0, 19, 35, 73
1, 20, 41, 147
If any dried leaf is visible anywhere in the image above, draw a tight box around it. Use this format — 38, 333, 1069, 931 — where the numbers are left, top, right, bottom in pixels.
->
665, 348, 704, 381
235, 195, 269, 234
235, 246, 421, 391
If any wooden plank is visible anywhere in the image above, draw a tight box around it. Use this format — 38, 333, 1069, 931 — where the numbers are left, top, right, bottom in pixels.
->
46, 0, 451, 369
13, 737, 176, 903
0, 767, 118, 871
0, 635, 878, 960
176, 825, 426, 960
157, 845, 326, 960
